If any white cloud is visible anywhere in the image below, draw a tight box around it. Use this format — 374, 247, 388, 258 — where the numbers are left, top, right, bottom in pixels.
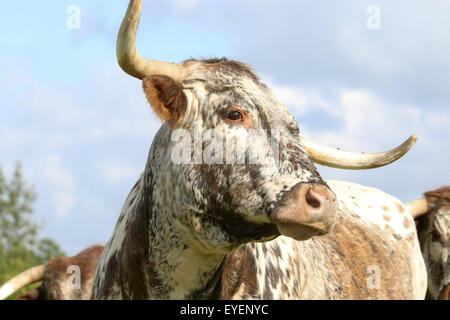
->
42, 155, 76, 217
43, 155, 76, 190
281, 86, 433, 153
52, 192, 75, 218
102, 162, 141, 185
269, 83, 330, 116
0, 127, 33, 149
169, 0, 200, 12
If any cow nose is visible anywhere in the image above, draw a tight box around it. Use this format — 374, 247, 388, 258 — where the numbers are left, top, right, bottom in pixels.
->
269, 183, 337, 241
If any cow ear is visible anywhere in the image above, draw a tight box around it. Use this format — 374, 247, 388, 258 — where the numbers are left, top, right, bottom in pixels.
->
142, 75, 187, 126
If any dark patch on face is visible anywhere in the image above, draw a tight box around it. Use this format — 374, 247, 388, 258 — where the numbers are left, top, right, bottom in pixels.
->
253, 102, 272, 134
284, 142, 321, 178
252, 104, 321, 186
195, 163, 279, 244
196, 211, 279, 245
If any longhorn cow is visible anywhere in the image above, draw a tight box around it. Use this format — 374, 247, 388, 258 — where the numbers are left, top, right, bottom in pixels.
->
408, 187, 450, 300
88, 0, 426, 300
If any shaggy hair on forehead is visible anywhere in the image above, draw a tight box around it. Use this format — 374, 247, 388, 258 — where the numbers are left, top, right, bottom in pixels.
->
183, 57, 261, 82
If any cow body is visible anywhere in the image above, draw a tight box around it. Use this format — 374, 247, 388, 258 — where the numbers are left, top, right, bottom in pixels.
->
92, 179, 426, 300
17, 245, 104, 300
416, 187, 450, 300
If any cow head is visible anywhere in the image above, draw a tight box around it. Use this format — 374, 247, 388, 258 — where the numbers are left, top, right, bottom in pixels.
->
139, 63, 338, 254
116, 0, 417, 253
415, 187, 450, 300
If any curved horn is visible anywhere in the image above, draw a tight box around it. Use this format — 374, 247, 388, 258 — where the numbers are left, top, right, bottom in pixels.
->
0, 265, 45, 300
117, 0, 185, 80
406, 198, 429, 218
301, 135, 417, 170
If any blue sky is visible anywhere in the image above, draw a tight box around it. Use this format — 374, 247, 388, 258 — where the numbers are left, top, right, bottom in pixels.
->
1, 0, 449, 255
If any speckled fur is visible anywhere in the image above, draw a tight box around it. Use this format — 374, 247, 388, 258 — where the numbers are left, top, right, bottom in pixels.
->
91, 59, 426, 300
218, 181, 426, 299
416, 186, 450, 299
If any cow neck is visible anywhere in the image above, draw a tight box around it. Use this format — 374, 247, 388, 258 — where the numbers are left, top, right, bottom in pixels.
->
137, 166, 227, 299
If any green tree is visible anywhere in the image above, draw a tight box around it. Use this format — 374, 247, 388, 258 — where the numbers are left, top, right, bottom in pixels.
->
0, 162, 65, 299
0, 162, 38, 251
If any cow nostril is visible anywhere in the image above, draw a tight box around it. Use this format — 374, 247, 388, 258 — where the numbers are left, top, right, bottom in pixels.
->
305, 190, 321, 209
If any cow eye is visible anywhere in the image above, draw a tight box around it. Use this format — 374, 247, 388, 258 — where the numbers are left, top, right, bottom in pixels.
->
227, 110, 243, 121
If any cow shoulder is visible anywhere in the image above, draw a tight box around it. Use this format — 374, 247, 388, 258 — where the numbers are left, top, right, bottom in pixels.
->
326, 180, 427, 299
327, 180, 415, 239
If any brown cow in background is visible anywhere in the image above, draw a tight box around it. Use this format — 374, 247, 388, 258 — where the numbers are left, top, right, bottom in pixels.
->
408, 187, 450, 300
0, 245, 104, 300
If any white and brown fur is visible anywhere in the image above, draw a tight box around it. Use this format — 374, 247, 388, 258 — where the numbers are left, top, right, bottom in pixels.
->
17, 245, 104, 300
416, 186, 450, 300
91, 58, 426, 300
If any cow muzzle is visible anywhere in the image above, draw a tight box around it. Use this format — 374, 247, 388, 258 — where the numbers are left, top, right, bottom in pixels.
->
269, 182, 337, 241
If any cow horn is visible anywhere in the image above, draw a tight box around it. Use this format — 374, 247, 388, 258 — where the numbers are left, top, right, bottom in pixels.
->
301, 135, 417, 170
117, 0, 185, 81
405, 198, 429, 218
0, 265, 45, 300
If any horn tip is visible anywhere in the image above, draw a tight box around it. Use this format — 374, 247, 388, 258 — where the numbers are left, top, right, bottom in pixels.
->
0, 284, 15, 300
403, 134, 418, 153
